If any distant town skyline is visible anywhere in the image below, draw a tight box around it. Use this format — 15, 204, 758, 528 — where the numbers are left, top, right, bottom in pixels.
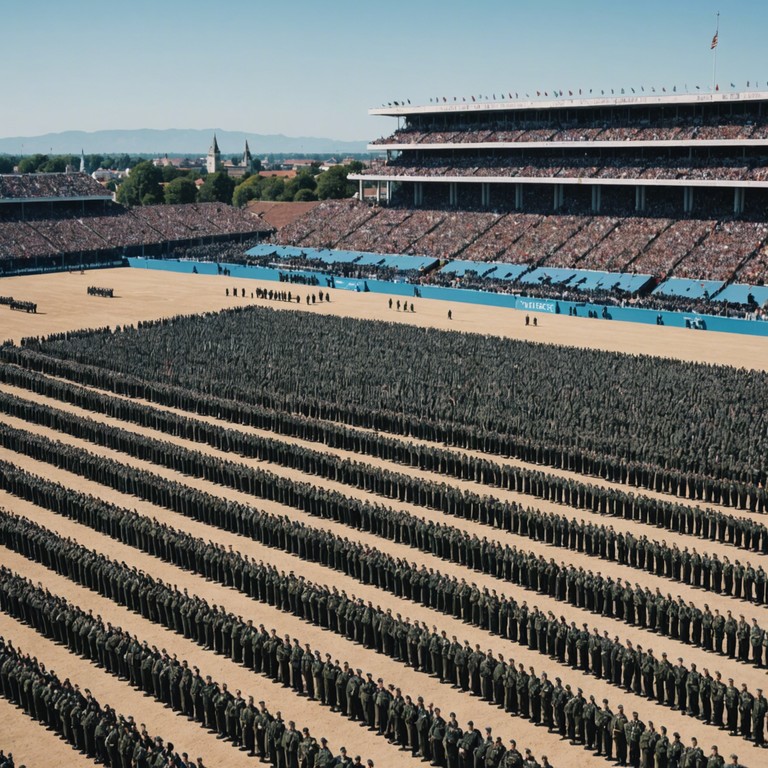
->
2, 0, 765, 143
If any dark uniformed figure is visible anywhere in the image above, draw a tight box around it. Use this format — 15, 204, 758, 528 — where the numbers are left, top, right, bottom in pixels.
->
458, 721, 482, 768
612, 704, 629, 766
639, 721, 658, 768
624, 712, 645, 768
443, 713, 463, 768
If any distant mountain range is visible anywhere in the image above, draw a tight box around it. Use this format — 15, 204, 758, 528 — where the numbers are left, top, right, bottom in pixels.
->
0, 128, 370, 156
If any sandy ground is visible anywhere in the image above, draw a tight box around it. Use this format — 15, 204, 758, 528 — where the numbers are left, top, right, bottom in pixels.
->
1, 265, 767, 767
0, 267, 766, 370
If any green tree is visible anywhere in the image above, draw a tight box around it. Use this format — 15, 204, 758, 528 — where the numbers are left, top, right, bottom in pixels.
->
17, 154, 48, 173
316, 164, 356, 200
259, 176, 286, 201
115, 160, 164, 206
164, 176, 198, 204
40, 156, 68, 173
293, 188, 317, 202
0, 156, 15, 174
232, 175, 264, 207
197, 171, 236, 203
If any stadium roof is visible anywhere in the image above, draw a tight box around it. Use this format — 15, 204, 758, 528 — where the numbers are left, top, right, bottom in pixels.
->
370, 90, 768, 117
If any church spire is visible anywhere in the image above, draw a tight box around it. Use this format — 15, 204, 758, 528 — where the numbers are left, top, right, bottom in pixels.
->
206, 133, 221, 173
79, 149, 86, 173
243, 140, 253, 171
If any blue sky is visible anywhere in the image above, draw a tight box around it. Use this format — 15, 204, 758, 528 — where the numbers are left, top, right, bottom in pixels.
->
1, 0, 765, 146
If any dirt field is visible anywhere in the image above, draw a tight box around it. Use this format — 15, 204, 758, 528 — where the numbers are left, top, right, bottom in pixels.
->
0, 267, 767, 370
1, 265, 767, 768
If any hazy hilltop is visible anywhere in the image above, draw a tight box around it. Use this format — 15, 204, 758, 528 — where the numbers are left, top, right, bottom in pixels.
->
0, 128, 369, 156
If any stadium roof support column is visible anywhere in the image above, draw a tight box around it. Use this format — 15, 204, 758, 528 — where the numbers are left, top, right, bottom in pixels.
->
591, 185, 601, 213
635, 186, 646, 212
553, 184, 564, 211
359, 178, 364, 201
684, 186, 695, 214
481, 183, 490, 208
734, 187, 745, 214
515, 183, 523, 211
449, 182, 458, 207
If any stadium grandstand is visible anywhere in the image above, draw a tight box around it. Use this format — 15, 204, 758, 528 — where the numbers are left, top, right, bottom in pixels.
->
271, 91, 768, 309
0, 171, 272, 274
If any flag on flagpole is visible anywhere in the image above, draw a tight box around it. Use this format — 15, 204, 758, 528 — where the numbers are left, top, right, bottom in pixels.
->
711, 31, 718, 49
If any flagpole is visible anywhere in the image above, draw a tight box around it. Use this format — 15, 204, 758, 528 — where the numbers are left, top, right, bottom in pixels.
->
712, 11, 719, 91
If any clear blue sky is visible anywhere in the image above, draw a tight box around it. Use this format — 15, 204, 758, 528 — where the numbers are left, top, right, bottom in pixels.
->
2, 0, 765, 146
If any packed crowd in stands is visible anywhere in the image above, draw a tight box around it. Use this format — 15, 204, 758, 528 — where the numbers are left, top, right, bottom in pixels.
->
0, 172, 110, 201
372, 115, 768, 146
0, 200, 271, 269
273, 201, 768, 284
363, 155, 768, 183
170, 236, 265, 264
426, 269, 761, 317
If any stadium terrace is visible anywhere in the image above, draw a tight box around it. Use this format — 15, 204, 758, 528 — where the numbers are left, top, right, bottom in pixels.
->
0, 171, 272, 274
262, 90, 768, 301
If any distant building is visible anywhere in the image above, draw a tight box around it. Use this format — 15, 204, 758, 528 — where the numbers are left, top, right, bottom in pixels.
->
283, 159, 316, 171
224, 141, 256, 179
79, 149, 87, 174
243, 141, 254, 172
206, 134, 222, 173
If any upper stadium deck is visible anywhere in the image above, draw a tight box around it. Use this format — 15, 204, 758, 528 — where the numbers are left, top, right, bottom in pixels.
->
0, 172, 114, 205
368, 90, 768, 150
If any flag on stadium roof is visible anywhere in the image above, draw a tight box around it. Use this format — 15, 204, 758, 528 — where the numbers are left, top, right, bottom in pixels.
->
711, 31, 718, 49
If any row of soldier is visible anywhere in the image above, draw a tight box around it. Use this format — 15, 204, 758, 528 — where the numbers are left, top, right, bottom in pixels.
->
0, 417, 765, 682
1, 506, 763, 767
0, 517, 559, 768
225, 286, 331, 305
0, 568, 364, 768
15, 304, 768, 495
0, 635, 205, 768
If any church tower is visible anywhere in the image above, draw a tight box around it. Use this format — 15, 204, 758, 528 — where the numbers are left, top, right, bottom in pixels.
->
242, 140, 254, 173
206, 134, 221, 174
79, 149, 86, 174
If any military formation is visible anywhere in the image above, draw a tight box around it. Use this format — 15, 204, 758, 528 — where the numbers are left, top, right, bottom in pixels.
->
87, 287, 115, 299
0, 308, 766, 768
0, 391, 767, 688
0, 633, 202, 768
1, 510, 755, 768
10, 303, 768, 506
0, 568, 348, 768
